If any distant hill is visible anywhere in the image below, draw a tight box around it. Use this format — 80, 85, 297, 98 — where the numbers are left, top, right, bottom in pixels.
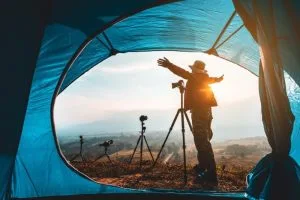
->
55, 94, 265, 140
213, 136, 270, 150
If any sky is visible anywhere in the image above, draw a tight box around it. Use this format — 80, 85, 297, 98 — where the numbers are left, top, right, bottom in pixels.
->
54, 51, 265, 141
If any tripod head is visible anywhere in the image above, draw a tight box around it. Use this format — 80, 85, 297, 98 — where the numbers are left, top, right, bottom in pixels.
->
79, 135, 84, 144
129, 115, 154, 166
139, 115, 147, 133
93, 140, 114, 164
172, 80, 185, 93
99, 140, 113, 148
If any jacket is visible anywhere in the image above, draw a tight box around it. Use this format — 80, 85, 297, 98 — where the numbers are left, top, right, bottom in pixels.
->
168, 64, 221, 110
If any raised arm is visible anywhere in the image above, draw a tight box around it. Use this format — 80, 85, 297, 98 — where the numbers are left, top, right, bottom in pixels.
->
208, 75, 224, 84
157, 57, 191, 79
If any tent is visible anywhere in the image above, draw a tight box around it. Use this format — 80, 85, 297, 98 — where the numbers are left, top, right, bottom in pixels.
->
1, 0, 299, 199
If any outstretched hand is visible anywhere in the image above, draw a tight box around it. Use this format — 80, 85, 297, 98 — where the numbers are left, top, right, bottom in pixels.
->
218, 74, 224, 82
157, 57, 172, 68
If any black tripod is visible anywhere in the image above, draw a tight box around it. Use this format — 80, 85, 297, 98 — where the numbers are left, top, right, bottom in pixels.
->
93, 140, 113, 164
129, 116, 154, 168
70, 135, 86, 162
152, 80, 193, 184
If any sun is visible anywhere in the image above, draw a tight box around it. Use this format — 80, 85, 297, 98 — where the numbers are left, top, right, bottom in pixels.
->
210, 83, 226, 100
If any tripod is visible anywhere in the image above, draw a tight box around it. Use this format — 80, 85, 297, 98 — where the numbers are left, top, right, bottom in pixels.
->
70, 135, 86, 162
93, 145, 113, 164
129, 118, 154, 168
152, 80, 193, 184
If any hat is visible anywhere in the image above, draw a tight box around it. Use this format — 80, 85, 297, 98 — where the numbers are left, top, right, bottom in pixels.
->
189, 60, 206, 73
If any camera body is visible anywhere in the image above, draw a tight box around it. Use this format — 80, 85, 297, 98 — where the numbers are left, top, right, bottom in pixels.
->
99, 140, 113, 147
139, 115, 148, 122
172, 80, 184, 89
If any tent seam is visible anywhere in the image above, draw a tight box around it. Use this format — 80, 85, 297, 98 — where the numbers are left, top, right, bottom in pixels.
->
95, 36, 111, 52
17, 156, 39, 196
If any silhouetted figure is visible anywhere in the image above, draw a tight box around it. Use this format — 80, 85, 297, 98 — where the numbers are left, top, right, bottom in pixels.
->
157, 57, 223, 185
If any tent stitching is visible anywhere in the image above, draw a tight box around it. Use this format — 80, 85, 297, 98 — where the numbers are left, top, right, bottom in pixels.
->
95, 36, 111, 52
102, 32, 119, 56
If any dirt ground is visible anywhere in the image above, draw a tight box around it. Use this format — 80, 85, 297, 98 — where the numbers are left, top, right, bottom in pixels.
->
71, 158, 253, 192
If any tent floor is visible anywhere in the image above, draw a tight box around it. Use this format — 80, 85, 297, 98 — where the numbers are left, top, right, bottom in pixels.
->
14, 192, 247, 200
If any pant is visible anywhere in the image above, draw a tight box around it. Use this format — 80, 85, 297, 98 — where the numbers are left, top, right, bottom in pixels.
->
191, 107, 217, 178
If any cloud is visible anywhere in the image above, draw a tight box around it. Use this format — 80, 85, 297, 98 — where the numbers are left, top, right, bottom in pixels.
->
54, 91, 177, 127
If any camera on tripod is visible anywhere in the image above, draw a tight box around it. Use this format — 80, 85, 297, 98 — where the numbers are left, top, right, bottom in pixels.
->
129, 114, 154, 166
94, 139, 114, 164
99, 140, 113, 147
152, 79, 192, 184
139, 115, 148, 122
172, 80, 184, 89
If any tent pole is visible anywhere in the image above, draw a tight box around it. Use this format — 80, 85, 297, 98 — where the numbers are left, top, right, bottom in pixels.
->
215, 24, 244, 49
211, 10, 237, 49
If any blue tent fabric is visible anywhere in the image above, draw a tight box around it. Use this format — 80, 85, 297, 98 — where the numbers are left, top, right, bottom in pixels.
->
60, 0, 260, 92
246, 154, 300, 200
0, 0, 299, 199
287, 74, 300, 163
233, 0, 300, 199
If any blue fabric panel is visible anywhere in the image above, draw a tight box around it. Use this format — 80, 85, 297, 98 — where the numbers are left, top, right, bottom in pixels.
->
60, 0, 260, 92
61, 36, 111, 91
49, 0, 173, 36
246, 154, 300, 200
286, 74, 300, 165
11, 24, 107, 197
216, 26, 260, 75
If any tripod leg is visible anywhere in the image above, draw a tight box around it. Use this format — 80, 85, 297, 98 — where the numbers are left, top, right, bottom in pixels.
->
144, 135, 154, 162
93, 154, 105, 163
70, 154, 79, 162
152, 109, 181, 168
79, 142, 85, 162
180, 109, 188, 184
106, 154, 113, 164
80, 153, 86, 163
129, 136, 141, 164
140, 132, 144, 168
184, 110, 193, 133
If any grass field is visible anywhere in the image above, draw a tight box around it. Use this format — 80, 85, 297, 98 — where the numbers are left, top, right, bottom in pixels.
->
71, 158, 252, 191
62, 135, 270, 191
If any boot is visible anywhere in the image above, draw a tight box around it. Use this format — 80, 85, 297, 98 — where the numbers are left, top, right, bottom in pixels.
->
193, 164, 206, 174
195, 170, 218, 186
